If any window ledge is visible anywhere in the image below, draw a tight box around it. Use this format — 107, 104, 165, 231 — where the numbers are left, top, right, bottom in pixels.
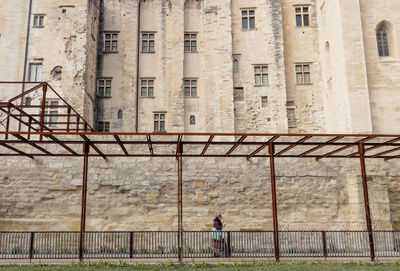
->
254, 84, 269, 87
241, 28, 257, 31
140, 96, 155, 98
378, 57, 398, 63
33, 26, 45, 28
97, 96, 112, 98
296, 83, 313, 86
184, 96, 200, 98
184, 51, 199, 53
141, 51, 156, 54
103, 51, 119, 54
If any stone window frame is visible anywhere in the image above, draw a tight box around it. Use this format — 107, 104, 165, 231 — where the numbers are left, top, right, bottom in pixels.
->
103, 31, 119, 53
140, 78, 155, 97
141, 31, 156, 53
241, 8, 256, 30
295, 5, 310, 27
154, 112, 166, 132
261, 96, 268, 108
286, 101, 297, 129
97, 121, 110, 132
184, 32, 197, 53
295, 63, 311, 85
29, 62, 43, 82
117, 110, 123, 119
377, 27, 390, 57
41, 99, 59, 128
97, 78, 112, 97
253, 64, 269, 86
233, 59, 239, 73
33, 14, 45, 28
183, 78, 198, 97
190, 115, 196, 125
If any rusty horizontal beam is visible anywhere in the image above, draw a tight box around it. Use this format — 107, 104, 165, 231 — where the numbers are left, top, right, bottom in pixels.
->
0, 153, 396, 159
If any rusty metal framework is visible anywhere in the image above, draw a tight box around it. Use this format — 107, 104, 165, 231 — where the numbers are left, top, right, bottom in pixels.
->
1, 82, 400, 263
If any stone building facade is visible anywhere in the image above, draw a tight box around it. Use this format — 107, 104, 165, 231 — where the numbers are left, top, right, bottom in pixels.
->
0, 0, 399, 231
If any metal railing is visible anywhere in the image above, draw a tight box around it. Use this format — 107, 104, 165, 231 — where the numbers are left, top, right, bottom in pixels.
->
1, 231, 399, 260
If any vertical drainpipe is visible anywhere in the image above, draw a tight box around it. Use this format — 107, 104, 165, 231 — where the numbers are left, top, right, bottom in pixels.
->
19, 0, 33, 131
135, 0, 141, 132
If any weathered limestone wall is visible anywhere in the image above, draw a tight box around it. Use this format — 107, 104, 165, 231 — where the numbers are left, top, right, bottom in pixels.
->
360, 0, 400, 134
232, 0, 288, 133
0, 146, 398, 231
0, 0, 99, 124
281, 0, 325, 133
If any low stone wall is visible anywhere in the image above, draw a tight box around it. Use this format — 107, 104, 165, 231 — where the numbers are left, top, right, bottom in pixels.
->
0, 152, 399, 231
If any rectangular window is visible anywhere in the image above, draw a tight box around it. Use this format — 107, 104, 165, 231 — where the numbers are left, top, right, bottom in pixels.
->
104, 32, 118, 53
97, 121, 110, 132
29, 63, 42, 82
295, 6, 310, 27
97, 79, 112, 97
254, 65, 268, 86
286, 101, 297, 128
42, 100, 59, 127
241, 9, 255, 30
261, 96, 268, 108
33, 15, 45, 27
141, 79, 155, 97
142, 33, 155, 53
154, 113, 166, 132
295, 64, 311, 84
184, 79, 197, 97
184, 33, 197, 52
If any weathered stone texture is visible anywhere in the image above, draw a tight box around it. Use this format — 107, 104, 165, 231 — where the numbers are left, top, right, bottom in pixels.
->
0, 0, 400, 232
0, 143, 399, 231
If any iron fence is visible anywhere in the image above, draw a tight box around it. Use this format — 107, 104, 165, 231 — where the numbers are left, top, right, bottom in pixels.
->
0, 231, 399, 260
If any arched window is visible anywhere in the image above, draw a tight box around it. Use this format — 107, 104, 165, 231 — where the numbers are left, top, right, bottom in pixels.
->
377, 27, 389, 57
118, 110, 123, 119
233, 59, 239, 73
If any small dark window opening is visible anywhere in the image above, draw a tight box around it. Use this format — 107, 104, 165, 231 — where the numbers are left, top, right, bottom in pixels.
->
62, 9, 67, 14
118, 110, 123, 119
190, 115, 195, 125
25, 97, 32, 106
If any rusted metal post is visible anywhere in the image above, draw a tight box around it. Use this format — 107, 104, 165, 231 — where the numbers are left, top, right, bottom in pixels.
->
177, 142, 183, 264
29, 232, 35, 262
76, 116, 80, 133
268, 143, 280, 262
39, 84, 47, 141
322, 231, 327, 260
5, 103, 11, 139
129, 232, 134, 259
79, 142, 90, 262
67, 107, 71, 132
227, 231, 231, 257
358, 143, 375, 261
28, 117, 32, 140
